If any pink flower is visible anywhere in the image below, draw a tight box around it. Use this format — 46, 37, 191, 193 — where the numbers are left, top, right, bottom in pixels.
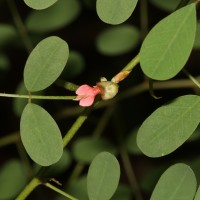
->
75, 84, 101, 107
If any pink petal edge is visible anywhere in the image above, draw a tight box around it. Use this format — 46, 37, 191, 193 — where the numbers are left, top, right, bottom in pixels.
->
76, 84, 92, 95
79, 96, 95, 107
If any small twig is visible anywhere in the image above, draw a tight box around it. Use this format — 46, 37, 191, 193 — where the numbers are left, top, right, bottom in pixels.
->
16, 178, 41, 200
120, 148, 144, 200
44, 182, 78, 200
63, 108, 91, 147
0, 132, 20, 147
140, 0, 148, 38
0, 93, 76, 100
7, 0, 33, 53
148, 79, 162, 99
183, 69, 200, 88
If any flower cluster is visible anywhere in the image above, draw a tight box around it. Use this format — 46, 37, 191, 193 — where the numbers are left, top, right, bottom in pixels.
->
75, 71, 130, 107
75, 77, 119, 107
75, 84, 101, 107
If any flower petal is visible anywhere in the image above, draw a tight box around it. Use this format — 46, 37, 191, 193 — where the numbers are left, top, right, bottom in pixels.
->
76, 84, 93, 95
79, 96, 95, 107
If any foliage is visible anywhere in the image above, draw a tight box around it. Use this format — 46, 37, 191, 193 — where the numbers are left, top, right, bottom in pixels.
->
0, 0, 200, 200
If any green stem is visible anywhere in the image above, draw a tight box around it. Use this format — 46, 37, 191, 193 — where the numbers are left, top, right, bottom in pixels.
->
93, 106, 115, 138
0, 132, 20, 147
44, 183, 78, 200
140, 0, 148, 38
7, 0, 33, 53
183, 69, 200, 88
148, 79, 162, 99
56, 80, 79, 91
0, 93, 76, 100
67, 163, 85, 186
16, 178, 41, 200
122, 54, 140, 72
63, 109, 90, 147
120, 148, 144, 200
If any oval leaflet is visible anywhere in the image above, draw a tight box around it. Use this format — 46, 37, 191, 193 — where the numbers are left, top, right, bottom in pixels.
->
96, 0, 138, 25
87, 152, 120, 200
24, 36, 69, 92
137, 95, 200, 157
140, 3, 196, 80
24, 0, 58, 10
20, 103, 63, 166
151, 163, 197, 200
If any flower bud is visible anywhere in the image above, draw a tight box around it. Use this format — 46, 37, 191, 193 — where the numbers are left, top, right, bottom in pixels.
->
97, 81, 119, 100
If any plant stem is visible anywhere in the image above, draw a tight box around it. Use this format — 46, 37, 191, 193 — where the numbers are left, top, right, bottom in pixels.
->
183, 69, 200, 88
67, 163, 85, 186
44, 183, 78, 200
67, 107, 114, 185
0, 132, 20, 147
122, 54, 140, 72
140, 0, 148, 38
16, 178, 41, 200
0, 93, 76, 100
120, 148, 144, 200
7, 0, 33, 53
56, 80, 79, 91
63, 108, 90, 147
93, 106, 115, 138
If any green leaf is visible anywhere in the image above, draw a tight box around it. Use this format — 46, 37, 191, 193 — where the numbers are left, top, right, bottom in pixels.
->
0, 160, 27, 199
150, 163, 197, 200
140, 4, 196, 80
137, 95, 200, 157
24, 36, 69, 92
72, 137, 116, 164
96, 0, 138, 25
26, 0, 80, 33
24, 0, 58, 10
87, 152, 120, 200
20, 103, 63, 166
96, 25, 140, 56
194, 21, 200, 49
149, 0, 180, 12
0, 53, 10, 71
0, 24, 17, 49
194, 185, 200, 200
